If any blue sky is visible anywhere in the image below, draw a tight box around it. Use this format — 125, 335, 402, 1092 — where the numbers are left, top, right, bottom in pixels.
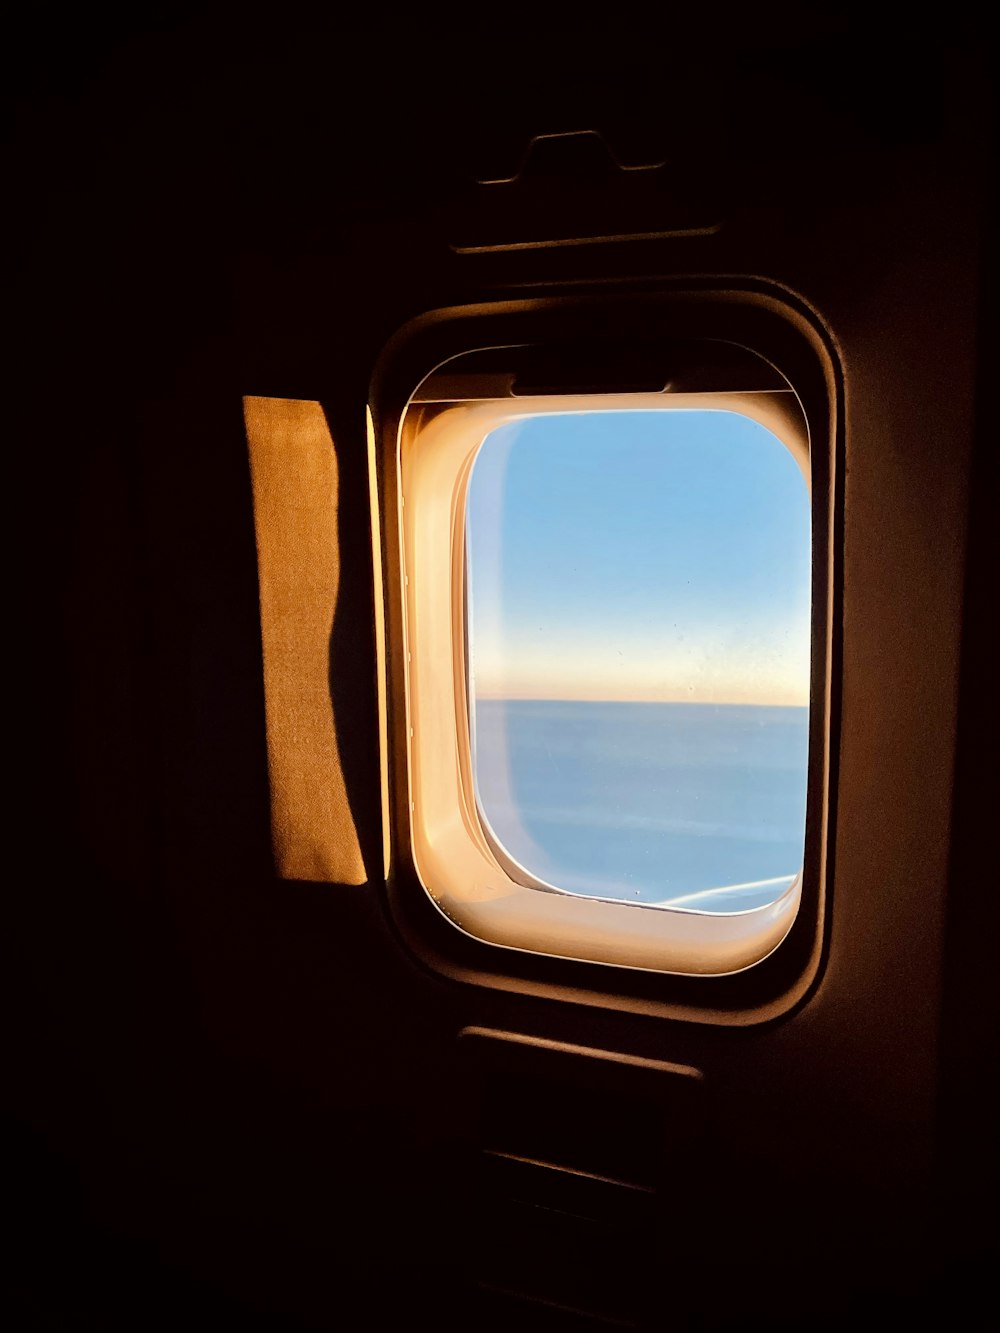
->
466, 409, 810, 705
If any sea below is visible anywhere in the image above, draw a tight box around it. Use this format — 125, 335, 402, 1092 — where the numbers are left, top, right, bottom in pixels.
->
472, 699, 809, 913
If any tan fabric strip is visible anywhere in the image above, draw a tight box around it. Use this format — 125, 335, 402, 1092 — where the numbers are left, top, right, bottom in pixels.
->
244, 395, 365, 884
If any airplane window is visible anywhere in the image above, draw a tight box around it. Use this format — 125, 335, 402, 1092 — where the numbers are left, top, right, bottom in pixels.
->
466, 410, 810, 914
395, 386, 816, 975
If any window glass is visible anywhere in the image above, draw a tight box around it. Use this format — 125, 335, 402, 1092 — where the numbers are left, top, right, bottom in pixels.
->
466, 409, 810, 913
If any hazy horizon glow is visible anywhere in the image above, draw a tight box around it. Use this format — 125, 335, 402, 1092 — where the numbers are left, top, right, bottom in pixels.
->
466, 409, 810, 707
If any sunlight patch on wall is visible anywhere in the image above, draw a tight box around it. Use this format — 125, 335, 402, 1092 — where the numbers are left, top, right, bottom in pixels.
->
244, 395, 365, 884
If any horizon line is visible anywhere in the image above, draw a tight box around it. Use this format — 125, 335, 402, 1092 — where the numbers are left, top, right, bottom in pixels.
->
474, 692, 809, 707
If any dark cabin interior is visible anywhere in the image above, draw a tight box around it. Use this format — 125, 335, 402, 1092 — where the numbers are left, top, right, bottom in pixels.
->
8, 15, 995, 1330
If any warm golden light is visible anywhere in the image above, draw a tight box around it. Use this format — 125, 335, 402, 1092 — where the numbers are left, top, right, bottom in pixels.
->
367, 406, 392, 881
397, 390, 810, 974
244, 395, 365, 885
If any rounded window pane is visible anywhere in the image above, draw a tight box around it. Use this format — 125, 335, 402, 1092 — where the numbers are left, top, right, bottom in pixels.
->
466, 410, 810, 913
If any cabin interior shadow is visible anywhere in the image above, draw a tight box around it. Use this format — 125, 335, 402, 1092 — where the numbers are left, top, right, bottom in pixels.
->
7, 15, 995, 1331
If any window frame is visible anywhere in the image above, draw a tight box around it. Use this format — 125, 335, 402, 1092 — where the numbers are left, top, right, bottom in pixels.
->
370, 287, 839, 1025
404, 390, 811, 973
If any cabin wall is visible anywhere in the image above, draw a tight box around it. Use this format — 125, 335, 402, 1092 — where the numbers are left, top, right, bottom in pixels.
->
9, 19, 993, 1329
